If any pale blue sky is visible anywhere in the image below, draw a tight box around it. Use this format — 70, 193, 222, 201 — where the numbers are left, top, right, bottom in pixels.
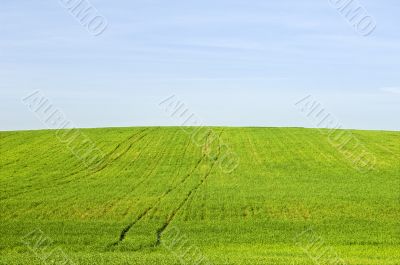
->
1, 0, 399, 131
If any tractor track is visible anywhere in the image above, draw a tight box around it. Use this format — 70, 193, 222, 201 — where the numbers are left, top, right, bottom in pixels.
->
0, 129, 151, 201
110, 154, 206, 247
110, 129, 224, 249
103, 130, 177, 216
154, 130, 223, 246
110, 130, 216, 247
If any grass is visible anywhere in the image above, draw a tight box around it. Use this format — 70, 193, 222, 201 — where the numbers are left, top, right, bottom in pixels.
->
0, 127, 399, 264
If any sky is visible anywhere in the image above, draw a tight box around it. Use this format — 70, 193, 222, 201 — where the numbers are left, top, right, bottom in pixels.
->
1, 0, 399, 131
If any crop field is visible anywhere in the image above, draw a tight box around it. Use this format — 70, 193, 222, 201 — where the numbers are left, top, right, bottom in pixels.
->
0, 127, 399, 265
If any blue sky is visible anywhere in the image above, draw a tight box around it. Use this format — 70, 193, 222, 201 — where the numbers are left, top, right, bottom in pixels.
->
1, 0, 399, 131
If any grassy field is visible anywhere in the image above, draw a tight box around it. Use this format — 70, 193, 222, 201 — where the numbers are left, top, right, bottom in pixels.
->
0, 127, 399, 265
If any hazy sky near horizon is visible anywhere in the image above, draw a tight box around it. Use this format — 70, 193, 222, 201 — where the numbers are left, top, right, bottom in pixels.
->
1, 0, 399, 131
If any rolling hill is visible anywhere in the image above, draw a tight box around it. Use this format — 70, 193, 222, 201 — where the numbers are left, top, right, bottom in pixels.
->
0, 127, 399, 265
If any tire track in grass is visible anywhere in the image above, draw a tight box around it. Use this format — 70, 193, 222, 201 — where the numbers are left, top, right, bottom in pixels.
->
0, 140, 83, 193
110, 130, 216, 247
0, 129, 151, 201
119, 130, 175, 189
102, 130, 176, 217
285, 129, 362, 171
348, 131, 398, 166
0, 129, 147, 191
37, 128, 149, 174
48, 129, 151, 189
110, 155, 205, 247
246, 131, 262, 166
283, 129, 352, 172
52, 128, 155, 191
31, 130, 159, 220
1, 130, 90, 172
181, 129, 226, 222
154, 129, 224, 246
140, 134, 200, 222
86, 128, 151, 174
108, 130, 184, 244
53, 128, 151, 183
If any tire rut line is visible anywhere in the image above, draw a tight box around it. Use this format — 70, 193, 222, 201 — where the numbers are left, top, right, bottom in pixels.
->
110, 131, 210, 247
0, 129, 151, 202
99, 128, 149, 165
88, 128, 152, 175
109, 131, 182, 245
111, 155, 205, 247
71, 129, 155, 191
101, 134, 164, 214
50, 130, 160, 216
105, 131, 174, 216
120, 130, 173, 192
154, 129, 224, 246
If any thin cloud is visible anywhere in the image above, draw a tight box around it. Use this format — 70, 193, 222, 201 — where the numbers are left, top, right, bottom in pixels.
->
380, 87, 400, 95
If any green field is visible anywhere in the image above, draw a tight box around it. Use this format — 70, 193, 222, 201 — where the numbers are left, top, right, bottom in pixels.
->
0, 127, 399, 265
